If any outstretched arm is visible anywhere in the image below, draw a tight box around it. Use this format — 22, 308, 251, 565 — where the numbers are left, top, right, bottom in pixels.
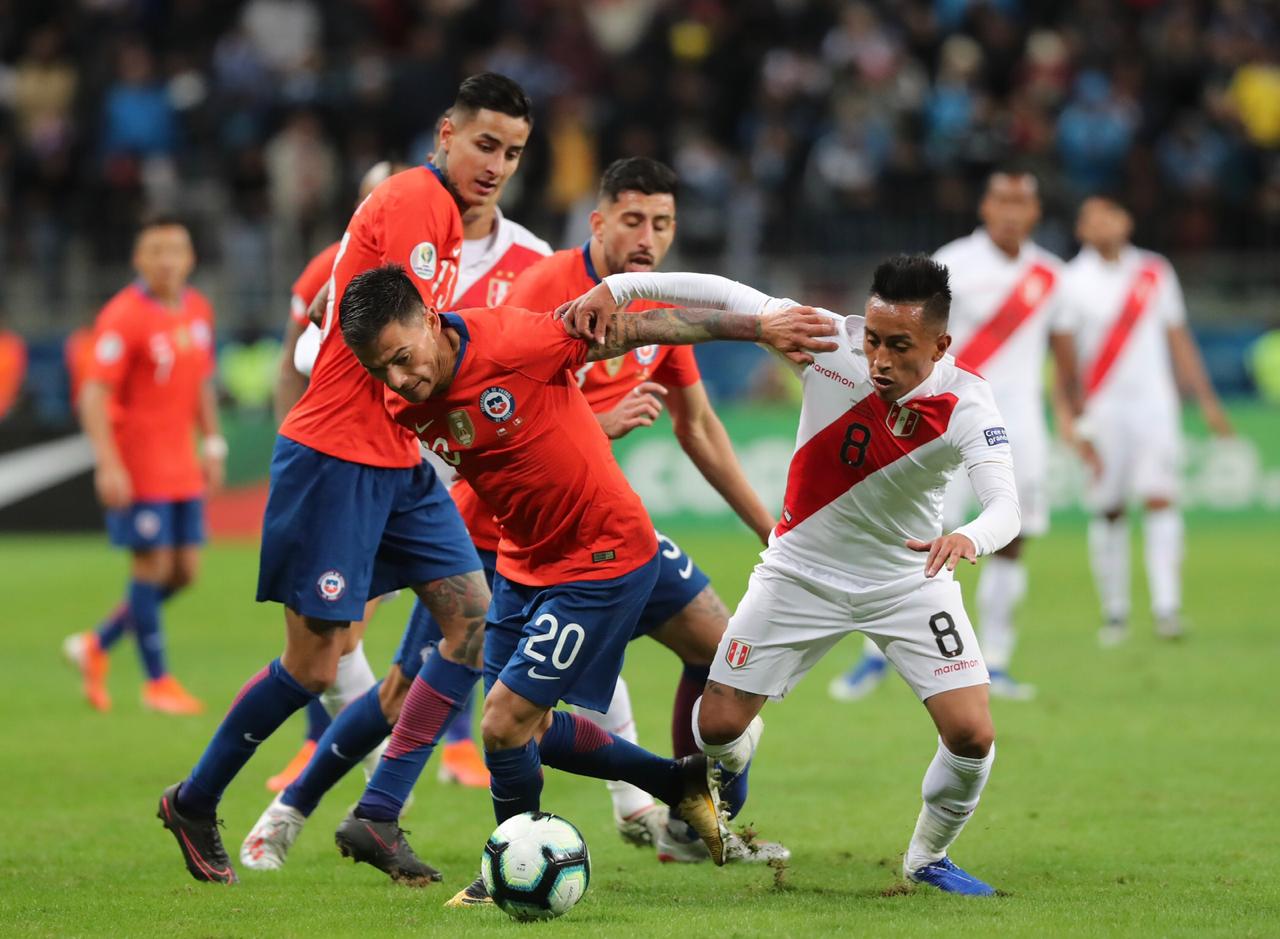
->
583, 304, 837, 362
1168, 324, 1233, 436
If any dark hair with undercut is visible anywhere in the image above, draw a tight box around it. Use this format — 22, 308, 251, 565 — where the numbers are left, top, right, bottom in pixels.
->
135, 213, 189, 238
870, 254, 952, 328
451, 72, 533, 125
339, 264, 426, 350
599, 156, 679, 203
1082, 190, 1130, 214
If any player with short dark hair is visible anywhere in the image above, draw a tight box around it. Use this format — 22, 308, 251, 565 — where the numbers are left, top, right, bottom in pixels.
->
500, 156, 784, 862
64, 216, 222, 717
560, 255, 1020, 895
156, 73, 531, 886
337, 262, 836, 902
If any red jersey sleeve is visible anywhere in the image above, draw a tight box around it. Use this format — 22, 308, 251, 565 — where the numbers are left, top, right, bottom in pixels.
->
83, 297, 138, 389
487, 305, 589, 381
652, 344, 701, 389
504, 250, 587, 314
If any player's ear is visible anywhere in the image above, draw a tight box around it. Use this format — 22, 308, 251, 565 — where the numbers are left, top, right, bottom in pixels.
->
438, 117, 455, 154
934, 332, 951, 362
589, 208, 605, 241
422, 306, 439, 332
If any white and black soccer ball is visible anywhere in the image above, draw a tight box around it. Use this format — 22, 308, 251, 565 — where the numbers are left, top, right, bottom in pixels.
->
481, 811, 591, 921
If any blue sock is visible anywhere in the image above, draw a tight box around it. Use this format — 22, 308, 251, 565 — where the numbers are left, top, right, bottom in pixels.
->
128, 579, 167, 680
539, 710, 682, 806
720, 758, 751, 819
178, 658, 315, 817
355, 653, 479, 821
95, 602, 130, 651
283, 682, 392, 817
485, 740, 543, 824
444, 687, 476, 744
304, 698, 332, 743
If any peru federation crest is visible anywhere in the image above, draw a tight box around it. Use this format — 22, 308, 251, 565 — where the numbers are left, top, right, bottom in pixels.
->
725, 639, 752, 670
885, 403, 919, 438
448, 409, 475, 446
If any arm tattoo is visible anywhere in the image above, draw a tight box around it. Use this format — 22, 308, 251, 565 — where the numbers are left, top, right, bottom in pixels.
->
417, 570, 490, 667
586, 307, 760, 361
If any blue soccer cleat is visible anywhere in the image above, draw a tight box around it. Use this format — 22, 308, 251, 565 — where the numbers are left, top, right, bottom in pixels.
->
906, 856, 997, 896
987, 668, 1036, 701
828, 655, 886, 701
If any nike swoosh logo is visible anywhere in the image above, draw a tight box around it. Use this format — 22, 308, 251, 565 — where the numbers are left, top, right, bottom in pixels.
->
527, 667, 558, 681
244, 732, 264, 744
331, 743, 350, 761
413, 420, 434, 434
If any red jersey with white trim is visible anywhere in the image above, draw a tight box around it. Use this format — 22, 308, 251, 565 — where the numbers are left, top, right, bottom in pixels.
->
769, 311, 1013, 589
1062, 245, 1183, 419
290, 241, 340, 324
452, 209, 552, 309
933, 229, 1070, 426
280, 165, 462, 468
387, 306, 657, 586
83, 283, 216, 501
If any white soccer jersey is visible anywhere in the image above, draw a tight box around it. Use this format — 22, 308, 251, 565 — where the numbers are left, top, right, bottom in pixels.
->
933, 229, 1071, 426
767, 311, 1018, 591
452, 208, 552, 308
1062, 245, 1184, 420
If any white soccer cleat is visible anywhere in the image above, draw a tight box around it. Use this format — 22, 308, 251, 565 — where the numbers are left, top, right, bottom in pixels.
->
656, 819, 790, 864
987, 669, 1037, 701
1155, 614, 1186, 641
1098, 617, 1130, 649
616, 803, 670, 847
724, 830, 791, 864
240, 795, 306, 871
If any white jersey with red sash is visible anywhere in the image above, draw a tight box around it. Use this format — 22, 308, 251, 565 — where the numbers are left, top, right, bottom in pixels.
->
1063, 245, 1184, 420
452, 208, 552, 309
769, 311, 1014, 590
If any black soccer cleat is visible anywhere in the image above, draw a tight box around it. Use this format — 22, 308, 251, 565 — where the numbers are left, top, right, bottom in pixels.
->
156, 782, 238, 884
335, 811, 443, 886
444, 874, 493, 908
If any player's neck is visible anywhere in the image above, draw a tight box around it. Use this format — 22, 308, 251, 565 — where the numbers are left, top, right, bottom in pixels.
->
141, 281, 184, 309
433, 327, 463, 394
987, 234, 1023, 261
1096, 242, 1125, 263
463, 205, 497, 241
587, 239, 613, 279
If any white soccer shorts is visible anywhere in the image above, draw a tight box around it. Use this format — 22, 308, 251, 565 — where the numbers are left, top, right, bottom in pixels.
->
710, 562, 989, 702
1085, 410, 1182, 512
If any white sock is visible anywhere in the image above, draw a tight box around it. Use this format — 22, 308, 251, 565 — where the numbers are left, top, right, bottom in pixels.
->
320, 641, 377, 718
862, 636, 887, 662
576, 676, 655, 819
905, 738, 995, 872
690, 696, 759, 773
1088, 516, 1130, 622
976, 557, 1026, 672
1144, 508, 1183, 619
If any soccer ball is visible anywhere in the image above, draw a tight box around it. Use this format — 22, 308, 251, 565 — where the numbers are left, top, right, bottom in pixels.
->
481, 811, 591, 921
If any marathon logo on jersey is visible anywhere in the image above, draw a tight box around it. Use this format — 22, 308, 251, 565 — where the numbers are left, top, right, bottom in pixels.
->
95, 331, 124, 365
487, 277, 512, 307
479, 386, 516, 423
725, 639, 752, 670
448, 409, 475, 446
885, 403, 919, 437
984, 426, 1009, 447
812, 362, 858, 389
409, 241, 438, 281
317, 570, 346, 602
634, 345, 659, 366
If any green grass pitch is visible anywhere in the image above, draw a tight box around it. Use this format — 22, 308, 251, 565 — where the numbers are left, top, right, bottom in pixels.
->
1, 518, 1276, 937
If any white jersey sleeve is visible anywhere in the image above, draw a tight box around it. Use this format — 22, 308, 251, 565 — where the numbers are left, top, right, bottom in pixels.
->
604, 271, 785, 316
947, 380, 1020, 556
1157, 257, 1187, 328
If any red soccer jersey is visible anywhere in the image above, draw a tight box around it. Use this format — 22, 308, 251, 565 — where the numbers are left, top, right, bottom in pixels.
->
387, 306, 657, 586
83, 283, 215, 501
280, 165, 463, 468
290, 241, 340, 324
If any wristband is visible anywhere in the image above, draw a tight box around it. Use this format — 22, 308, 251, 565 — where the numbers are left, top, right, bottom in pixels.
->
203, 435, 229, 460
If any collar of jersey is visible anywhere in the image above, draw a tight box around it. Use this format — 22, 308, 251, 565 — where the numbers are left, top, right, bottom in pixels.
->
132, 280, 190, 313
895, 364, 942, 405
439, 312, 470, 380
424, 162, 448, 189
580, 240, 601, 284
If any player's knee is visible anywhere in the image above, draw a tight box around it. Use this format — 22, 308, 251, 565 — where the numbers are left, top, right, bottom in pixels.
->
1101, 508, 1124, 522
168, 563, 198, 592
1145, 497, 1172, 512
378, 667, 409, 723
283, 658, 337, 695
696, 704, 750, 748
943, 721, 995, 759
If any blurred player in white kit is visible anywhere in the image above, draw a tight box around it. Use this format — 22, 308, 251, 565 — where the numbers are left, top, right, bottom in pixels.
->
563, 254, 1021, 895
834, 170, 1083, 702
1061, 194, 1232, 646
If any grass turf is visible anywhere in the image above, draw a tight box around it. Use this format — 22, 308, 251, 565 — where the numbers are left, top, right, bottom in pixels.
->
1, 518, 1276, 937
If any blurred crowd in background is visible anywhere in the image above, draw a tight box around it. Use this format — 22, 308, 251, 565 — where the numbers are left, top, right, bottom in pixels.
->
0, 0, 1277, 422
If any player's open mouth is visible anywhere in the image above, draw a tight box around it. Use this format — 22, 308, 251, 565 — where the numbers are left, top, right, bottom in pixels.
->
872, 376, 895, 390
474, 180, 497, 196
628, 255, 654, 269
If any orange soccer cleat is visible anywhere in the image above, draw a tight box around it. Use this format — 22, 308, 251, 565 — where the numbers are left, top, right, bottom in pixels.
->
266, 740, 318, 792
62, 632, 111, 712
437, 739, 491, 788
142, 675, 206, 716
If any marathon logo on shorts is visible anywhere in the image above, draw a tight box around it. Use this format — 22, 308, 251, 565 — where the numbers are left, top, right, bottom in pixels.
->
885, 403, 919, 437
725, 639, 752, 670
634, 345, 659, 365
448, 409, 475, 446
317, 570, 346, 603
933, 658, 981, 678
409, 241, 438, 281
984, 426, 1009, 447
479, 386, 516, 423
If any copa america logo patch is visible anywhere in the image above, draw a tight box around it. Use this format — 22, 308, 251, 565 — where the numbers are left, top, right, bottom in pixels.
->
633, 345, 659, 365
409, 241, 437, 281
479, 386, 516, 423
317, 570, 346, 602
984, 426, 1009, 446
725, 639, 752, 670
